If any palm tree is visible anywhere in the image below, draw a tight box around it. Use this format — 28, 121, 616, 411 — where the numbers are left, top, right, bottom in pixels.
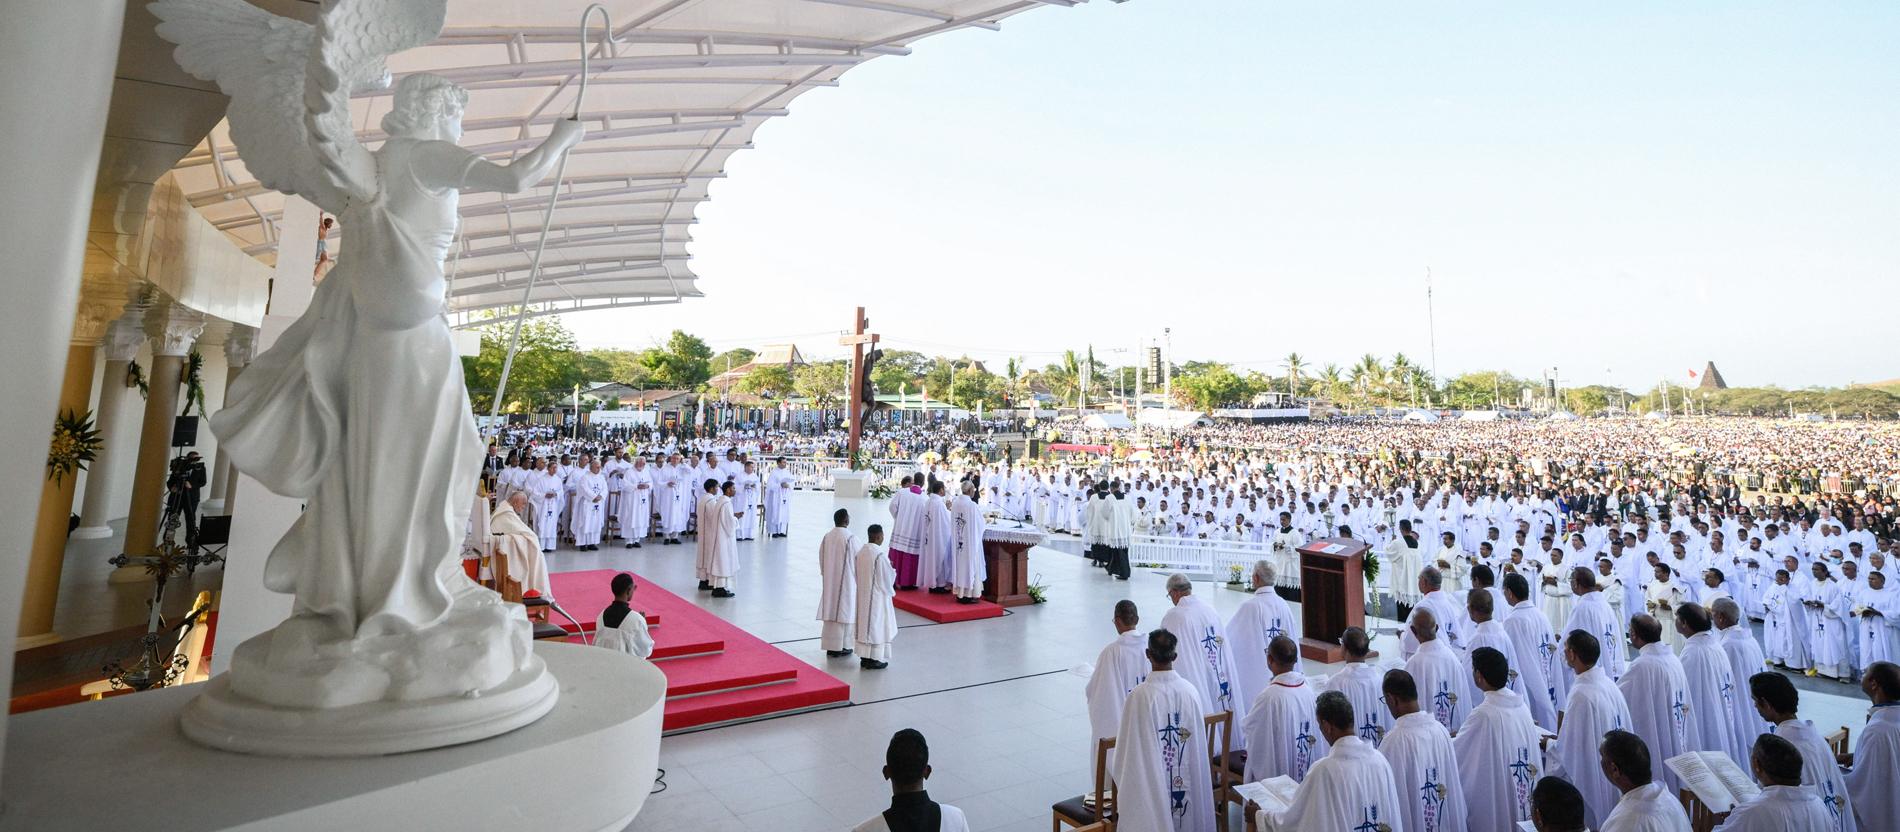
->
1282, 352, 1306, 398
1354, 354, 1383, 404
1390, 353, 1415, 406
1319, 364, 1344, 404
1060, 349, 1083, 408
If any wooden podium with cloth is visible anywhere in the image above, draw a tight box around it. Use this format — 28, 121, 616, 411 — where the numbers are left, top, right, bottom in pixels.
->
982, 525, 1046, 607
1296, 537, 1371, 662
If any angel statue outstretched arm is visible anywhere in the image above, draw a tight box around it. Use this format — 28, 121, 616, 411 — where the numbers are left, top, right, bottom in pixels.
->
149, 0, 589, 747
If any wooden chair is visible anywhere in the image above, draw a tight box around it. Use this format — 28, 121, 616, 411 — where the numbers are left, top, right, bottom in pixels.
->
1051, 737, 1116, 832
1825, 726, 1850, 758
1205, 710, 1235, 832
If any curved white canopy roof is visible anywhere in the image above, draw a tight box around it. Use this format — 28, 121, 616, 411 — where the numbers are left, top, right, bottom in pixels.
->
167, 0, 1081, 323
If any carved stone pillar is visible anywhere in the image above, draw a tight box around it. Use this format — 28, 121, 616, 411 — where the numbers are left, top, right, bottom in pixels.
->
72, 305, 148, 539
113, 304, 204, 580
19, 298, 123, 646
204, 325, 255, 514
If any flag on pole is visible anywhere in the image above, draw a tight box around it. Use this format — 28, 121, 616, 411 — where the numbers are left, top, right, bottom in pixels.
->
1687, 369, 1698, 380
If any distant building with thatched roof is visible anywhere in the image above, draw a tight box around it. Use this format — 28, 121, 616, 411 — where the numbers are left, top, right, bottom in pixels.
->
1696, 361, 1728, 390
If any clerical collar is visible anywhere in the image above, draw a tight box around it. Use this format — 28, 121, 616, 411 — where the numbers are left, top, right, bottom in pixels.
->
1870, 701, 1900, 710
882, 791, 941, 832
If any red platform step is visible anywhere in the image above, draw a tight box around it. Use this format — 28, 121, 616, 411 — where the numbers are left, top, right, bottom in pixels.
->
892, 589, 1005, 623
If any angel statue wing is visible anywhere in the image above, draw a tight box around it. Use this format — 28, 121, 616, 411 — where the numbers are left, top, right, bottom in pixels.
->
151, 0, 447, 215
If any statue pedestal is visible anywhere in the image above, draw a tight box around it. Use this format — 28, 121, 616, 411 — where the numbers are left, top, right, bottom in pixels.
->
831, 468, 871, 498
0, 643, 664, 831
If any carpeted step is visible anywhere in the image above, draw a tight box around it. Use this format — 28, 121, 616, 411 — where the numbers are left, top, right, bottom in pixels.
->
662, 671, 851, 733
658, 653, 798, 698
892, 590, 1005, 623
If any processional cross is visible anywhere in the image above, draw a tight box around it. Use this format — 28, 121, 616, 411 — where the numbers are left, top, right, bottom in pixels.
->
838, 306, 880, 461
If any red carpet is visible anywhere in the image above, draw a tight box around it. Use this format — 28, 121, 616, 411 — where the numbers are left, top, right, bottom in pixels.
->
549, 570, 851, 732
892, 589, 1005, 623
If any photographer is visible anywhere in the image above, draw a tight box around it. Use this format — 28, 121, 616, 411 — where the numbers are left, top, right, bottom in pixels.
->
165, 451, 208, 549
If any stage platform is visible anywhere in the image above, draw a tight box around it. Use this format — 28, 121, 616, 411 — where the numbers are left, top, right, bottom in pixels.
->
549, 570, 851, 733
891, 589, 1005, 623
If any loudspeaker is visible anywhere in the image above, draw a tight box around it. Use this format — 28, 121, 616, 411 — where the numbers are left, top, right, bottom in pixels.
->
171, 415, 199, 447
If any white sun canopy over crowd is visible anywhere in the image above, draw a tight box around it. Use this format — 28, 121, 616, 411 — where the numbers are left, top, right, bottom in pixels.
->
167, 0, 1082, 323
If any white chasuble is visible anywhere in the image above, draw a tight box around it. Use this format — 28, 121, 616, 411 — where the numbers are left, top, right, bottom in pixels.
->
1451, 687, 1546, 832
1379, 712, 1468, 832
1113, 670, 1216, 832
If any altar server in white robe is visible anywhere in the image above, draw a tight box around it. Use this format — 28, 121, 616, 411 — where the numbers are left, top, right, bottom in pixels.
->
1402, 607, 1468, 733
854, 524, 896, 669
853, 729, 970, 832
1842, 662, 1899, 831
1502, 573, 1561, 731
1322, 626, 1392, 747
1674, 603, 1748, 767
1551, 629, 1634, 829
948, 483, 988, 603
658, 456, 689, 544
595, 572, 654, 659
1256, 690, 1406, 832
917, 481, 956, 594
1453, 646, 1549, 832
1160, 573, 1247, 740
1619, 614, 1693, 792
706, 482, 741, 597
1560, 567, 1627, 686
1242, 635, 1327, 782
1402, 567, 1464, 660
571, 461, 608, 549
1379, 668, 1469, 832
1748, 672, 1856, 832
1087, 600, 1149, 775
762, 457, 794, 537
1597, 729, 1693, 832
1113, 628, 1217, 832
694, 480, 719, 589
1227, 560, 1301, 709
1712, 598, 1772, 743
619, 456, 652, 548
528, 460, 564, 552
490, 493, 552, 597
1764, 566, 1812, 670
817, 509, 858, 657
1713, 734, 1835, 832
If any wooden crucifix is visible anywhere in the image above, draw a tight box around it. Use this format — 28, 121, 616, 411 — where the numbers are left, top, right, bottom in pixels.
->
838, 306, 880, 461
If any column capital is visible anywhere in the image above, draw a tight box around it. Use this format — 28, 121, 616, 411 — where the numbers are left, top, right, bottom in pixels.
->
224, 324, 259, 368
72, 296, 127, 346
145, 304, 205, 358
100, 303, 149, 362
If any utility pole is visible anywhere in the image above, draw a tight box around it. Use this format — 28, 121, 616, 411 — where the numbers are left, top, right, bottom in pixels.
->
1163, 328, 1173, 409
1426, 268, 1439, 389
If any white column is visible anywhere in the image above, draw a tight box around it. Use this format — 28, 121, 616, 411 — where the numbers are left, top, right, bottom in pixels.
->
73, 306, 149, 538
0, 0, 127, 794
204, 324, 255, 514
212, 196, 320, 674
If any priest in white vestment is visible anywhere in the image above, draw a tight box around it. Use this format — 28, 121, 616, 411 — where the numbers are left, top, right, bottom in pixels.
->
1712, 598, 1773, 745
853, 524, 897, 669
1113, 628, 1217, 832
595, 572, 654, 659
1227, 560, 1301, 710
817, 509, 858, 657
916, 481, 955, 594
1748, 672, 1856, 832
1379, 668, 1469, 832
1842, 662, 1898, 832
1597, 729, 1693, 832
1256, 690, 1406, 832
1159, 574, 1247, 740
1712, 734, 1835, 832
888, 476, 927, 590
1402, 567, 1465, 660
1674, 603, 1748, 767
948, 484, 988, 603
853, 729, 970, 832
1853, 570, 1899, 672
1453, 646, 1549, 832
763, 457, 793, 537
528, 461, 564, 552
1462, 588, 1521, 710
1559, 567, 1627, 688
1764, 566, 1812, 670
490, 493, 552, 597
1086, 600, 1149, 776
1321, 626, 1392, 747
734, 462, 761, 540
1619, 614, 1693, 792
572, 461, 608, 549
619, 456, 652, 548
1502, 573, 1561, 731
1551, 628, 1634, 829
706, 482, 741, 597
1402, 607, 1468, 733
1241, 635, 1327, 782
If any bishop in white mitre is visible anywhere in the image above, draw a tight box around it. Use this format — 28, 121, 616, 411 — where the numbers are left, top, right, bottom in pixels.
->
1321, 626, 1392, 747
1551, 628, 1634, 829
1113, 629, 1216, 832
1674, 603, 1748, 767
1378, 668, 1469, 832
1618, 614, 1693, 793
1159, 574, 1248, 744
1227, 560, 1301, 710
1401, 607, 1467, 733
1086, 600, 1149, 775
1256, 691, 1406, 832
1843, 662, 1898, 832
1452, 646, 1548, 832
1712, 734, 1835, 832
1241, 635, 1327, 783
816, 510, 858, 656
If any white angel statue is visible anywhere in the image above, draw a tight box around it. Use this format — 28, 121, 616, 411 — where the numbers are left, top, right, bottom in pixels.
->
152, 0, 583, 755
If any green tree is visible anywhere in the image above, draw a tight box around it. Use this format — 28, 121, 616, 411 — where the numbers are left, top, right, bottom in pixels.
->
738, 364, 793, 398
710, 348, 756, 376
1564, 385, 1626, 415
948, 366, 1003, 411
461, 314, 587, 413
639, 330, 714, 389
1282, 352, 1306, 397
870, 361, 914, 394
1175, 363, 1252, 410
922, 356, 957, 399
1442, 371, 1524, 410
795, 361, 849, 409
579, 348, 650, 385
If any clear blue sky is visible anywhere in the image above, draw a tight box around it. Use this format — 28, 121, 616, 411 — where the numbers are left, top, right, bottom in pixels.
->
564, 1, 1899, 390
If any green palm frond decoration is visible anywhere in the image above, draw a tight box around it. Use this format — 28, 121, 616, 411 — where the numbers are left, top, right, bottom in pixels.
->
47, 408, 103, 484
126, 360, 149, 398
1362, 548, 1380, 587
182, 350, 208, 416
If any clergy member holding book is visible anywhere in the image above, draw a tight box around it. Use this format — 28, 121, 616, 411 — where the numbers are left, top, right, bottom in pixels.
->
1254, 690, 1404, 832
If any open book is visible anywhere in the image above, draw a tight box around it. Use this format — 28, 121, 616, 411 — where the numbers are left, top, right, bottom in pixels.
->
1666, 751, 1760, 813
1234, 775, 1301, 816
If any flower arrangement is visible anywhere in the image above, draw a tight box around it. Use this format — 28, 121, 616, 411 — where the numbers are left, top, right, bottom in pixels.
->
1227, 563, 1244, 585
1362, 548, 1381, 588
1026, 572, 1049, 604
46, 408, 103, 484
868, 481, 895, 500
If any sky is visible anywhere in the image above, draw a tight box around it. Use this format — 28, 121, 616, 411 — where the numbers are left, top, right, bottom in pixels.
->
562, 1, 1900, 391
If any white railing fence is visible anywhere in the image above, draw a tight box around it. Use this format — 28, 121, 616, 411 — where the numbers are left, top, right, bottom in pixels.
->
783, 457, 914, 491
1128, 534, 1274, 580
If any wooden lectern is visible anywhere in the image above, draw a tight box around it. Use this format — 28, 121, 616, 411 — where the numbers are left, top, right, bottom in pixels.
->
982, 538, 1035, 607
1296, 537, 1371, 662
